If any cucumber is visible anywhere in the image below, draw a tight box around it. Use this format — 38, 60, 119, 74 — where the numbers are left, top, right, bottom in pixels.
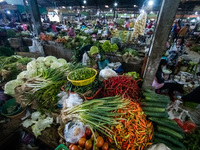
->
144, 111, 169, 118
154, 132, 185, 148
157, 125, 184, 139
141, 102, 168, 108
145, 96, 170, 103
153, 138, 186, 150
158, 118, 177, 125
148, 117, 184, 134
142, 107, 166, 112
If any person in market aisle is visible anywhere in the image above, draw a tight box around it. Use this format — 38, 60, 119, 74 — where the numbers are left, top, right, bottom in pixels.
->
95, 21, 102, 29
181, 72, 200, 103
50, 22, 57, 32
106, 31, 112, 40
152, 59, 184, 100
82, 46, 100, 69
167, 37, 186, 73
67, 27, 76, 38
178, 24, 190, 38
125, 19, 130, 30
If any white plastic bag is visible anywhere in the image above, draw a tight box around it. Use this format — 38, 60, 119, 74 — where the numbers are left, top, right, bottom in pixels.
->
99, 68, 118, 80
58, 92, 83, 108
64, 120, 86, 143
147, 143, 171, 150
29, 39, 45, 56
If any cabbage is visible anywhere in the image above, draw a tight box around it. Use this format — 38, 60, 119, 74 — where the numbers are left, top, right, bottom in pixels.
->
27, 60, 37, 71
32, 117, 53, 137
4, 79, 24, 96
44, 56, 57, 67
37, 57, 45, 62
58, 58, 67, 65
50, 62, 63, 69
31, 111, 41, 121
22, 119, 33, 128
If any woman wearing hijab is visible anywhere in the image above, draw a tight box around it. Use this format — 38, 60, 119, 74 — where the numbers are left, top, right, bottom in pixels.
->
67, 27, 76, 38
82, 46, 100, 69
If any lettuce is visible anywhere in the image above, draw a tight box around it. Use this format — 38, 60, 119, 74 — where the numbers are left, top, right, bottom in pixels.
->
4, 79, 24, 96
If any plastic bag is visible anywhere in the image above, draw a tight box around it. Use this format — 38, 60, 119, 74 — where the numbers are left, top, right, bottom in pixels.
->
64, 120, 86, 143
99, 68, 118, 80
58, 92, 83, 108
167, 100, 189, 122
29, 39, 45, 56
147, 143, 171, 150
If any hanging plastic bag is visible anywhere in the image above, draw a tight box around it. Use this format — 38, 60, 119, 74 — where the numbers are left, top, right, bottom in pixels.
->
64, 120, 86, 143
29, 39, 45, 56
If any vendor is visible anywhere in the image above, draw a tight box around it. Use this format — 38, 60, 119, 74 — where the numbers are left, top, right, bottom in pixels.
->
95, 21, 102, 29
181, 72, 200, 103
152, 59, 184, 99
106, 31, 112, 40
167, 38, 185, 73
82, 46, 100, 69
67, 27, 76, 38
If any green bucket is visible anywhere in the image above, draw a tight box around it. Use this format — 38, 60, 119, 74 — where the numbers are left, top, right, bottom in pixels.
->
1, 98, 23, 117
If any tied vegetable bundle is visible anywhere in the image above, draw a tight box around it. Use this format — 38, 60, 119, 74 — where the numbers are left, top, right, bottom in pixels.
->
103, 75, 140, 101
110, 101, 153, 150
61, 96, 129, 139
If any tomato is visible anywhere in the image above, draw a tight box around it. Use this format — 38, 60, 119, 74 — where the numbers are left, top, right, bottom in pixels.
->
173, 118, 184, 128
79, 137, 87, 147
91, 131, 99, 141
102, 142, 109, 150
85, 139, 93, 150
71, 145, 80, 150
82, 133, 87, 138
69, 144, 75, 150
96, 136, 104, 147
85, 128, 92, 136
78, 145, 83, 150
95, 146, 99, 150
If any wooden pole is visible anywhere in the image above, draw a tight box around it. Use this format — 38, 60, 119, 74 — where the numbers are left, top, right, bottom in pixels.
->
27, 0, 42, 36
142, 0, 181, 89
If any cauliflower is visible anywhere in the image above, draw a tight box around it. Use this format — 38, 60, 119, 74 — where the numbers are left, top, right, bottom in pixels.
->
4, 79, 24, 96
31, 111, 41, 121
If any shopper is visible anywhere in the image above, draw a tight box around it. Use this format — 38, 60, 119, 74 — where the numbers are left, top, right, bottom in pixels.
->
181, 72, 200, 103
152, 59, 184, 99
167, 38, 185, 73
82, 46, 100, 69
106, 31, 112, 40
95, 21, 102, 29
178, 24, 190, 38
51, 22, 57, 32
67, 27, 76, 38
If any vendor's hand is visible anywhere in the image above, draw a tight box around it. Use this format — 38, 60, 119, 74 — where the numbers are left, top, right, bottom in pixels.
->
93, 64, 98, 69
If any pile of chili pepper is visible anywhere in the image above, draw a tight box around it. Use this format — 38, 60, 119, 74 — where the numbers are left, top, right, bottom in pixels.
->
103, 75, 140, 101
110, 101, 153, 150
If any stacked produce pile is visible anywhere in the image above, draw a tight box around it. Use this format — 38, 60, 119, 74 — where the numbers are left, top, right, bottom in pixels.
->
101, 41, 118, 53
0, 56, 32, 83
110, 101, 153, 150
133, 12, 147, 38
103, 75, 140, 101
142, 90, 186, 150
4, 56, 72, 112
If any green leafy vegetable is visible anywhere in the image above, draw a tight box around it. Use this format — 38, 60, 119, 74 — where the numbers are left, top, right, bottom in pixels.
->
68, 68, 95, 81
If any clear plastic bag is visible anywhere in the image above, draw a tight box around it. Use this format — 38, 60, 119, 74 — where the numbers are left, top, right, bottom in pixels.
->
57, 92, 83, 108
99, 68, 118, 80
64, 120, 86, 143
